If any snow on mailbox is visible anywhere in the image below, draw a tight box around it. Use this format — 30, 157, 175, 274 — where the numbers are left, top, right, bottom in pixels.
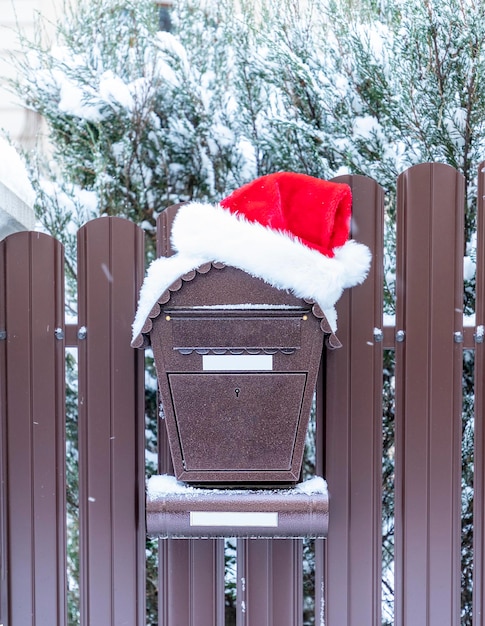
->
132, 172, 370, 537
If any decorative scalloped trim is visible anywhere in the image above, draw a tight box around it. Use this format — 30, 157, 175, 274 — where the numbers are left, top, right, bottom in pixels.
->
176, 348, 297, 356
305, 300, 342, 349
131, 262, 223, 348
131, 263, 340, 349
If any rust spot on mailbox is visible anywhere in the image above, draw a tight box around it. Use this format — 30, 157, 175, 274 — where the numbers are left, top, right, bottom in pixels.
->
133, 263, 338, 486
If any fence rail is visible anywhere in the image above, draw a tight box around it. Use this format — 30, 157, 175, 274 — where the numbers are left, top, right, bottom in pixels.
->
0, 162, 483, 625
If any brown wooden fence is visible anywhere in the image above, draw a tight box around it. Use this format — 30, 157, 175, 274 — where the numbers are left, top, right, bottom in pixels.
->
0, 162, 484, 625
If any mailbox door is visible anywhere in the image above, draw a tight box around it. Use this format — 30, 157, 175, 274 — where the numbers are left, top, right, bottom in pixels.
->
168, 373, 306, 473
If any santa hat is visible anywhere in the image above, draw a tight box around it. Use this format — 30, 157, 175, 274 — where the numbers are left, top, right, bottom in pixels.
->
132, 172, 371, 340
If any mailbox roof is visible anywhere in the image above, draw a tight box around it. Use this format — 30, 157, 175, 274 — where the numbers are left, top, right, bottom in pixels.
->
131, 262, 340, 349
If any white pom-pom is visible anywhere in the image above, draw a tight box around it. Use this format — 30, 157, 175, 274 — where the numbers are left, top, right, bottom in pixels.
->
334, 240, 372, 288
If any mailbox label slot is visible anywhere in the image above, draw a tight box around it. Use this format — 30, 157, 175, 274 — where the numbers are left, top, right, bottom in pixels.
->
190, 511, 278, 527
203, 354, 273, 371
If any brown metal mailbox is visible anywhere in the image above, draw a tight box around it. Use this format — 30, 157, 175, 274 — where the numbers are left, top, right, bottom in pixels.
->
133, 262, 338, 486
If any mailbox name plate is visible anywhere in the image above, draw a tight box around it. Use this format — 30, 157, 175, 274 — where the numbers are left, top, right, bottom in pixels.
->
202, 354, 273, 371
190, 511, 278, 527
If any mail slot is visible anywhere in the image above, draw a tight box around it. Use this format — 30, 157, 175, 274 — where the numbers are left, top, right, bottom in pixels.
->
132, 263, 337, 485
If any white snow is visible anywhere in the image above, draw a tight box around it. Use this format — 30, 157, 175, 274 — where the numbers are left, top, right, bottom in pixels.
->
148, 474, 196, 496
51, 45, 79, 66
147, 474, 328, 499
152, 59, 179, 87
464, 255, 476, 281
128, 76, 156, 105
353, 115, 381, 140
189, 304, 305, 310
0, 137, 36, 209
356, 21, 391, 60
383, 312, 396, 326
334, 165, 351, 177
236, 138, 258, 181
295, 476, 328, 495
156, 31, 189, 66
38, 180, 98, 227
99, 71, 134, 110
58, 80, 105, 122
55, 60, 156, 121
0, 138, 36, 238
443, 107, 467, 149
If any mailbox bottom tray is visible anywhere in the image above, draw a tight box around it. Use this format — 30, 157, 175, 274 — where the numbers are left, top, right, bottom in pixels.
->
146, 475, 328, 539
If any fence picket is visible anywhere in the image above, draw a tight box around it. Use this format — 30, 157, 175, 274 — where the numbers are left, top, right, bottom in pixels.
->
473, 161, 485, 625
77, 217, 146, 626
323, 174, 384, 626
236, 539, 303, 626
158, 540, 225, 625
0, 231, 67, 626
394, 163, 463, 626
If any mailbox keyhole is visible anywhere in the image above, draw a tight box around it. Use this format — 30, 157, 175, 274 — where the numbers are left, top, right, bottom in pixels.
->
235, 388, 240, 398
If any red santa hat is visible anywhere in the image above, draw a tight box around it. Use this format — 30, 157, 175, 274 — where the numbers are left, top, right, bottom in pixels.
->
220, 172, 351, 257
132, 172, 371, 340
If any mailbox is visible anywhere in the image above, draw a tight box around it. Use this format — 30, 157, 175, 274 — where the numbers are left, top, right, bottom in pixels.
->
131, 172, 371, 537
133, 261, 338, 485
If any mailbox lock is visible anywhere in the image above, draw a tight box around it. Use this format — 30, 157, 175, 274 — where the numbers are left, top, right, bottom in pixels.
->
235, 388, 240, 398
